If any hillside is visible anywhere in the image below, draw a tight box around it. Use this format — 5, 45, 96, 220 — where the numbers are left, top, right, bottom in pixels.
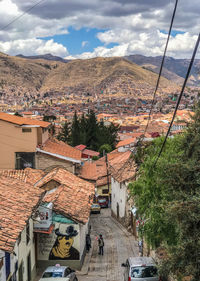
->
0, 53, 178, 101
125, 54, 200, 85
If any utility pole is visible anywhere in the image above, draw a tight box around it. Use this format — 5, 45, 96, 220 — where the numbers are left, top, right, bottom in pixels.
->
105, 153, 110, 207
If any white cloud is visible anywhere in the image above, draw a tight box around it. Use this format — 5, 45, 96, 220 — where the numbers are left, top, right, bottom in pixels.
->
66, 30, 199, 60
0, 38, 68, 56
0, 0, 199, 58
81, 41, 89, 47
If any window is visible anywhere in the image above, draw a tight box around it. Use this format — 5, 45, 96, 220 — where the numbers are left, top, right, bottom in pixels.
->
15, 152, 35, 170
131, 266, 158, 278
17, 233, 21, 246
26, 222, 30, 245
64, 268, 71, 277
102, 189, 109, 194
22, 128, 32, 133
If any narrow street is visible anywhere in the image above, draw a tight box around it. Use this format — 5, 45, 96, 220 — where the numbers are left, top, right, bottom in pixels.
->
77, 208, 139, 281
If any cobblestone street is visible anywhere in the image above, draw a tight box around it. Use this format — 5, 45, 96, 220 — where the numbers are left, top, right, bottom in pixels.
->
77, 208, 139, 281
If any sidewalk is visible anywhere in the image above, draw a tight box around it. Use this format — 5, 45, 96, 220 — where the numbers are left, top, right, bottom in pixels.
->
76, 234, 95, 276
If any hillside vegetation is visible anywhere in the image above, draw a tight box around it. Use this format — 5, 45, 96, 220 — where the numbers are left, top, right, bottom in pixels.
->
0, 53, 178, 98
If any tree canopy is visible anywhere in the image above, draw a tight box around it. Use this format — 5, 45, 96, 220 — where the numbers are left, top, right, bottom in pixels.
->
56, 110, 119, 151
129, 106, 200, 281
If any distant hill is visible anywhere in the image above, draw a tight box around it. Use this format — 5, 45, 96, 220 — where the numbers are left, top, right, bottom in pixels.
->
15, 53, 200, 86
125, 54, 200, 85
16, 53, 69, 63
0, 52, 178, 100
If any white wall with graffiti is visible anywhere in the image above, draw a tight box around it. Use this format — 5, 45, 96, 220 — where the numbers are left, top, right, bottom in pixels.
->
0, 251, 6, 281
37, 222, 80, 261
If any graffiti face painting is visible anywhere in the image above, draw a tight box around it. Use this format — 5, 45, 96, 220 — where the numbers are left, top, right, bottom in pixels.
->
49, 226, 79, 260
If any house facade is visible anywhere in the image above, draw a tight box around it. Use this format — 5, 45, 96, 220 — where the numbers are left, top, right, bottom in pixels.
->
110, 151, 136, 234
34, 167, 94, 270
0, 174, 44, 281
0, 112, 82, 173
0, 112, 50, 169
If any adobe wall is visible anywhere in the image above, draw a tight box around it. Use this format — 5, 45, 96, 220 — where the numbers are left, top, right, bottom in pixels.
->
36, 153, 75, 173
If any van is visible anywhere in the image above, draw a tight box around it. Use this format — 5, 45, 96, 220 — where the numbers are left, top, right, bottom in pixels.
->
121, 256, 160, 281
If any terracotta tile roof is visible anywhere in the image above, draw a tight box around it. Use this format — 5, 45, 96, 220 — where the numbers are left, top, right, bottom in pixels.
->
37, 139, 82, 162
79, 152, 123, 186
0, 168, 45, 184
0, 112, 50, 128
109, 151, 136, 183
116, 137, 136, 148
0, 176, 44, 253
82, 149, 100, 157
75, 144, 86, 151
79, 162, 98, 181
35, 167, 95, 224
96, 175, 111, 187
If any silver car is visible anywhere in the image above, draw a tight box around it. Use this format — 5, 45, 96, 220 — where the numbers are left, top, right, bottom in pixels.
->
39, 265, 78, 281
121, 257, 160, 281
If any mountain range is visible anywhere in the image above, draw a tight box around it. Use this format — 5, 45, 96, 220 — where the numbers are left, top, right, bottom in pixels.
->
16, 53, 200, 86
0, 52, 178, 100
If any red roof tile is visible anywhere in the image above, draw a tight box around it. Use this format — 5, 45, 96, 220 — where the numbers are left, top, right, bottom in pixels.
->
0, 112, 50, 128
35, 167, 95, 224
75, 144, 86, 151
0, 176, 44, 253
0, 168, 45, 184
82, 149, 100, 157
116, 137, 136, 148
109, 151, 136, 183
38, 139, 82, 162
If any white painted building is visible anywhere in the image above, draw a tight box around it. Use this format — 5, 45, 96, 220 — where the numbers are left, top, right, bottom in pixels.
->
111, 178, 128, 219
0, 174, 44, 281
109, 151, 136, 229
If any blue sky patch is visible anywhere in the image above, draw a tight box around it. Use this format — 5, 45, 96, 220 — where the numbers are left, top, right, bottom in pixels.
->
38, 27, 118, 55
160, 29, 185, 37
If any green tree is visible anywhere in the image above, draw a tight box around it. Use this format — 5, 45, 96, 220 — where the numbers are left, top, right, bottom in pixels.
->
99, 144, 112, 156
85, 110, 99, 150
97, 121, 119, 149
129, 104, 200, 280
57, 121, 71, 143
79, 113, 87, 145
71, 111, 81, 146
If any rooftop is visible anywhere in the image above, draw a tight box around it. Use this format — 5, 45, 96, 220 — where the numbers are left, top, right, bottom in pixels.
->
37, 139, 82, 162
0, 112, 50, 128
35, 167, 95, 224
0, 176, 43, 253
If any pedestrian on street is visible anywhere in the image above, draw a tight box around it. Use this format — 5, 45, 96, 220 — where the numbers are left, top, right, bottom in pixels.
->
138, 239, 143, 256
98, 234, 104, 255
86, 233, 91, 252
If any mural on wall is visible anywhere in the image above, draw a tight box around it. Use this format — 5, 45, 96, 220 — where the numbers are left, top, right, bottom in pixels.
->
37, 224, 80, 261
49, 226, 79, 260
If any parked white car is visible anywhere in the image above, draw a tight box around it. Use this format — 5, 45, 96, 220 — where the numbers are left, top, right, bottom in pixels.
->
39, 264, 78, 281
121, 257, 160, 281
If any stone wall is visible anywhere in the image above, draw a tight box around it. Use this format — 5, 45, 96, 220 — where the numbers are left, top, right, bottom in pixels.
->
36, 152, 75, 173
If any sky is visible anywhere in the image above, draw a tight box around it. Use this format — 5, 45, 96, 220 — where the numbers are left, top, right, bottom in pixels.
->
0, 0, 199, 59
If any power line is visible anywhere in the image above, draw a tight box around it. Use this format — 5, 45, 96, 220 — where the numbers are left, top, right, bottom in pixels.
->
153, 33, 200, 168
143, 0, 179, 137
0, 0, 45, 31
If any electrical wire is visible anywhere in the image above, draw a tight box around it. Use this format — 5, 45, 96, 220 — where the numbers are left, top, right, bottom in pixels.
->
152, 33, 200, 168
143, 0, 179, 137
0, 0, 45, 31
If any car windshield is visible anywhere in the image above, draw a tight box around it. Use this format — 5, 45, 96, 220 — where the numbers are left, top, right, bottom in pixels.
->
92, 204, 99, 207
131, 266, 158, 278
42, 271, 63, 278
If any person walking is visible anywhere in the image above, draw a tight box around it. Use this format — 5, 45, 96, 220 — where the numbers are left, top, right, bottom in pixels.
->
86, 233, 91, 252
98, 234, 104, 255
